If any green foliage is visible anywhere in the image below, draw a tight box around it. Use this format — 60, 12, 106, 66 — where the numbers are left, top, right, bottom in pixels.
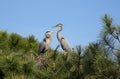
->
8, 33, 25, 51
26, 35, 39, 52
83, 43, 99, 77
100, 14, 120, 53
99, 14, 120, 79
0, 53, 21, 79
0, 31, 8, 51
0, 14, 120, 78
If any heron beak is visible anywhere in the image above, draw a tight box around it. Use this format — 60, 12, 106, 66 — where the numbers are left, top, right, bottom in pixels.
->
51, 25, 57, 28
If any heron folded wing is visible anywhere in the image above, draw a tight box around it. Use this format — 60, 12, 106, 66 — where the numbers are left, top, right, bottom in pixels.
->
60, 37, 72, 52
38, 40, 46, 55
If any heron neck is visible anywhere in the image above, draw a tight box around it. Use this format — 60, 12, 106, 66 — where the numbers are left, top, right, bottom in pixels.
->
57, 27, 62, 41
46, 36, 52, 44
46, 36, 52, 40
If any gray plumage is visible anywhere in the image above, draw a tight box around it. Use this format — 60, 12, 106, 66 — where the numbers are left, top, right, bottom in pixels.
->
52, 23, 72, 52
38, 31, 52, 55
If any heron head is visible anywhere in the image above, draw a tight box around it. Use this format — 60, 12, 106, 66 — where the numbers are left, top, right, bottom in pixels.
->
51, 23, 63, 28
45, 31, 53, 38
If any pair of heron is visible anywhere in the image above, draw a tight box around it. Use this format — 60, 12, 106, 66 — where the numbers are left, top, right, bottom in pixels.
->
38, 23, 72, 56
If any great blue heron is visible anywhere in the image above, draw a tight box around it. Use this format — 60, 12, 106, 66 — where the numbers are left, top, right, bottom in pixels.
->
38, 31, 53, 56
52, 23, 72, 52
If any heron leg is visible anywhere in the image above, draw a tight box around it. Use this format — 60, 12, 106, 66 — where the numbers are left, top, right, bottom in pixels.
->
55, 44, 60, 51
53, 44, 60, 61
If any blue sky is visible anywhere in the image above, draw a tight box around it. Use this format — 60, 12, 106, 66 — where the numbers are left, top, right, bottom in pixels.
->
0, 0, 120, 50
